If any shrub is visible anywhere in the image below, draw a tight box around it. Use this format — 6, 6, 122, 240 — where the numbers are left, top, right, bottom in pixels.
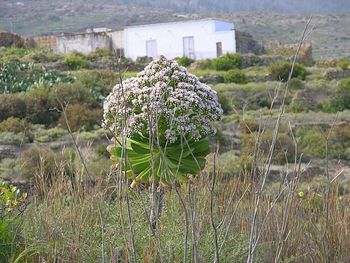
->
325, 78, 350, 112
217, 92, 232, 114
289, 78, 305, 89
0, 94, 26, 121
34, 127, 68, 143
176, 56, 194, 67
0, 117, 32, 134
50, 82, 96, 107
64, 53, 89, 70
191, 59, 212, 70
239, 120, 260, 134
296, 127, 326, 159
21, 147, 75, 182
73, 70, 117, 103
1, 47, 29, 57
286, 102, 307, 113
269, 61, 307, 81
58, 104, 102, 131
338, 58, 350, 70
25, 87, 58, 125
96, 143, 109, 158
241, 131, 295, 164
87, 48, 114, 60
224, 69, 248, 84
23, 49, 63, 63
0, 158, 22, 180
212, 53, 242, 71
0, 132, 28, 145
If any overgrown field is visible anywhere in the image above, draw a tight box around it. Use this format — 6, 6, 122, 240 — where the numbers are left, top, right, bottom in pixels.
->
1, 47, 350, 262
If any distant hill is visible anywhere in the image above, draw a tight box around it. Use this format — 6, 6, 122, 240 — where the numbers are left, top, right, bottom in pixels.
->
118, 0, 350, 14
0, 0, 349, 58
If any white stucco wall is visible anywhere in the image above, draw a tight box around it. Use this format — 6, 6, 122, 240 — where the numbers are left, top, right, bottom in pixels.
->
124, 19, 236, 61
108, 30, 124, 51
56, 32, 111, 54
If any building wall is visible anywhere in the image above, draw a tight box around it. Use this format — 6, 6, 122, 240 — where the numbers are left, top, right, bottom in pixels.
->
108, 30, 124, 51
56, 32, 111, 54
124, 20, 236, 61
33, 36, 57, 49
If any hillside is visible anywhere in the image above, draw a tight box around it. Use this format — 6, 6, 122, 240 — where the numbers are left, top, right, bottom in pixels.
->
1, 1, 350, 59
117, 0, 350, 14
1, 45, 350, 262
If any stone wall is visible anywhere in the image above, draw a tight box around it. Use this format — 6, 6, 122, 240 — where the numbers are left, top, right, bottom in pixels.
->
241, 53, 284, 68
235, 30, 264, 54
264, 41, 314, 66
33, 35, 57, 49
56, 32, 112, 54
323, 68, 350, 80
0, 32, 25, 47
108, 30, 124, 52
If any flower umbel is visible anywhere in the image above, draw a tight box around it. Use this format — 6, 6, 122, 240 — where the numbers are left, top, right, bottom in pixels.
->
103, 56, 223, 144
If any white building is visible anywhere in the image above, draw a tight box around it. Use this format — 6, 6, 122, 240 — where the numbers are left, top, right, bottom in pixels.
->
124, 19, 236, 61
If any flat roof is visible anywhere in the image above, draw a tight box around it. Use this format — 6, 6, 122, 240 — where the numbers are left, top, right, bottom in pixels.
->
124, 18, 233, 30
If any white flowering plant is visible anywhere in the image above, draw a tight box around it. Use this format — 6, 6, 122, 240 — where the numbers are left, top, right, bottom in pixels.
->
104, 56, 222, 186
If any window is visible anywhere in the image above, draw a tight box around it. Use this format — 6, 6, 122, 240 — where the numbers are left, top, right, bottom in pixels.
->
183, 36, 195, 59
146, 39, 158, 59
216, 42, 222, 57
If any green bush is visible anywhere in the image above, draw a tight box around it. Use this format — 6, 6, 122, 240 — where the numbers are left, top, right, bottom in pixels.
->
1, 47, 29, 57
23, 49, 63, 63
0, 132, 28, 145
34, 127, 68, 143
87, 48, 114, 60
176, 56, 194, 67
64, 54, 90, 70
338, 58, 350, 70
325, 78, 350, 112
286, 102, 307, 113
217, 92, 232, 114
289, 78, 305, 89
0, 117, 32, 135
224, 69, 248, 84
212, 53, 242, 71
50, 82, 96, 107
269, 61, 307, 82
296, 127, 327, 159
0, 158, 22, 180
296, 125, 350, 160
192, 59, 212, 69
0, 94, 26, 121
72, 70, 117, 103
25, 87, 58, 125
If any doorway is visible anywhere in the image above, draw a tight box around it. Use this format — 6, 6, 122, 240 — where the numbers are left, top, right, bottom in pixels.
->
146, 39, 158, 59
216, 42, 222, 57
183, 36, 195, 59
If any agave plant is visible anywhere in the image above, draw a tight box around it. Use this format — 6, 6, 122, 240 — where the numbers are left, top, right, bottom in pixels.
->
107, 133, 210, 187
103, 56, 222, 186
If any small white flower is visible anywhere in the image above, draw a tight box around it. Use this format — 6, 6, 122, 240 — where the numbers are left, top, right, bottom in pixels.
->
103, 56, 222, 143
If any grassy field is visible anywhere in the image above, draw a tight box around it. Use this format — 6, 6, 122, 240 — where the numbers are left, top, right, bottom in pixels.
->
0, 47, 350, 262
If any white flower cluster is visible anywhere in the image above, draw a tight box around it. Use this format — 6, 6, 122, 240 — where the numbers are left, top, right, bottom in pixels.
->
103, 56, 223, 143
